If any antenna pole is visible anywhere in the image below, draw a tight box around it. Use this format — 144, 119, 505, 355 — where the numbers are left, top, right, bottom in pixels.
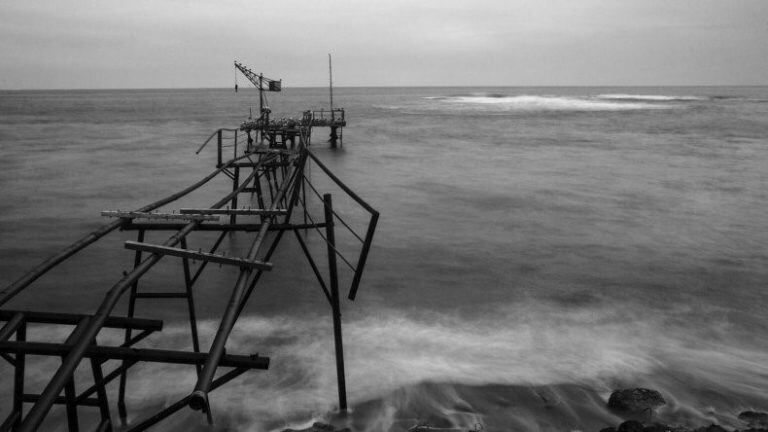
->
259, 74, 264, 116
329, 54, 334, 116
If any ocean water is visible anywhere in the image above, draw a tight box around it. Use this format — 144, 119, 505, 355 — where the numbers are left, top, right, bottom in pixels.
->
0, 86, 767, 431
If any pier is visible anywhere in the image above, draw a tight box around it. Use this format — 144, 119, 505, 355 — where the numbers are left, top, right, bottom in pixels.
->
0, 65, 378, 431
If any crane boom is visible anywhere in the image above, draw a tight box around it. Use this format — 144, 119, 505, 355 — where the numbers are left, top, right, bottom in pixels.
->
234, 61, 281, 91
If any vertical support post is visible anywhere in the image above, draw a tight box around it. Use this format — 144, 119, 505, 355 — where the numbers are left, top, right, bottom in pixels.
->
330, 127, 338, 149
302, 177, 308, 236
64, 378, 79, 432
217, 129, 223, 168
254, 170, 266, 224
90, 357, 112, 432
13, 321, 26, 430
119, 228, 144, 424
61, 319, 90, 432
323, 193, 347, 411
329, 54, 334, 116
180, 237, 202, 377
230, 167, 240, 225
233, 131, 238, 159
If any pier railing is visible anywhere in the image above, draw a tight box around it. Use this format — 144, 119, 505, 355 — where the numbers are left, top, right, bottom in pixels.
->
311, 108, 346, 126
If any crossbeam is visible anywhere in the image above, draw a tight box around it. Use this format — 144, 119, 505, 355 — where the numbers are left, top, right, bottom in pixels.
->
0, 310, 163, 332
101, 211, 219, 222
0, 341, 269, 369
124, 241, 273, 271
120, 222, 327, 232
179, 208, 288, 216
249, 147, 297, 155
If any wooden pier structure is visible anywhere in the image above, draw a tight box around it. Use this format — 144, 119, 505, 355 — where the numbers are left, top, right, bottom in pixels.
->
0, 63, 378, 431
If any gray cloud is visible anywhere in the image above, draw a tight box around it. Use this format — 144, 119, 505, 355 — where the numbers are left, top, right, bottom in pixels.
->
1, 0, 766, 89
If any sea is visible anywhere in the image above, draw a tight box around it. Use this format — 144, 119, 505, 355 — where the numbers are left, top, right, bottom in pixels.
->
0, 86, 767, 431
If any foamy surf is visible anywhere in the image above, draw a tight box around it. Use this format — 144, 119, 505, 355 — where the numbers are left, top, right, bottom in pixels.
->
595, 94, 707, 101
427, 95, 677, 111
5, 302, 765, 431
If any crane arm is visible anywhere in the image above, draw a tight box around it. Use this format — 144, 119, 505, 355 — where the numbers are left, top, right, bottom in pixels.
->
234, 61, 281, 91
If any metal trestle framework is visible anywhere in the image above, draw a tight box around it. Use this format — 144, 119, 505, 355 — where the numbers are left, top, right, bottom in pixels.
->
0, 122, 378, 431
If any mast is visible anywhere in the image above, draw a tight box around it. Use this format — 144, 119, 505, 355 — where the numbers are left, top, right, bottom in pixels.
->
259, 73, 264, 117
329, 54, 334, 119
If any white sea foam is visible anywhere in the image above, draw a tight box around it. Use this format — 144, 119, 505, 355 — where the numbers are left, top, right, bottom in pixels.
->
3, 303, 767, 430
435, 95, 674, 111
595, 94, 706, 101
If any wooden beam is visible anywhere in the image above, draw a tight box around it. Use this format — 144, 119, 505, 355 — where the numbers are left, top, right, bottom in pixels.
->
124, 241, 273, 271
101, 211, 218, 222
179, 208, 287, 216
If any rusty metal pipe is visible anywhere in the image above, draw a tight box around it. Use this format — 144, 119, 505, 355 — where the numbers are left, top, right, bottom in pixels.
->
0, 153, 259, 307
189, 162, 300, 412
15, 156, 271, 432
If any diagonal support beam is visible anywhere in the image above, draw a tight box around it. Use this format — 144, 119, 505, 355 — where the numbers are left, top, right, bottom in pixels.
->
124, 241, 273, 271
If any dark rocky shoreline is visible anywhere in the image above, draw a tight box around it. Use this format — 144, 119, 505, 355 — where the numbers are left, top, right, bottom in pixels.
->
598, 388, 768, 432
281, 387, 768, 432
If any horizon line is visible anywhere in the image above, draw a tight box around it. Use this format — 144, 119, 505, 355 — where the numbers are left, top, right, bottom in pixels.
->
1, 84, 767, 92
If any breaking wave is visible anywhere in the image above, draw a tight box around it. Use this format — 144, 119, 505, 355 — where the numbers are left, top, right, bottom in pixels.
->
595, 94, 707, 102
426, 95, 677, 111
5, 302, 765, 431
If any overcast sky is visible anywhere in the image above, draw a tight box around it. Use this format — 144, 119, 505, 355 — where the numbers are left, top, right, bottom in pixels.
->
1, 0, 766, 89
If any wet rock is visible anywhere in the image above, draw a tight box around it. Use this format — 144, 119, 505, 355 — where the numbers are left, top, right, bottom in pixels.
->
618, 420, 645, 432
740, 411, 768, 428
642, 423, 674, 432
692, 425, 726, 432
281, 422, 350, 432
608, 389, 666, 413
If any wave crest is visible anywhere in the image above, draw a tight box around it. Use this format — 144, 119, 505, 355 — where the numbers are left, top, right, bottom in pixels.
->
595, 94, 706, 102
435, 95, 675, 111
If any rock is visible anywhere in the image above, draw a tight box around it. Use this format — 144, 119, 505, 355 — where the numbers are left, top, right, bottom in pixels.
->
692, 425, 726, 432
642, 423, 673, 432
740, 411, 768, 427
608, 388, 666, 413
599, 428, 617, 432
281, 422, 350, 432
618, 420, 645, 432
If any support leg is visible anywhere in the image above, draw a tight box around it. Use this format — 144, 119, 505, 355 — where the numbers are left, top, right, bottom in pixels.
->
254, 171, 266, 224
330, 127, 338, 148
119, 229, 144, 424
90, 357, 112, 432
230, 167, 240, 225
12, 322, 26, 429
64, 379, 79, 432
180, 238, 202, 377
323, 194, 347, 410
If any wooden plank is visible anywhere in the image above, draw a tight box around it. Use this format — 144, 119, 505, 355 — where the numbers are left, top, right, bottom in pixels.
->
124, 241, 273, 271
101, 211, 219, 222
179, 208, 287, 216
